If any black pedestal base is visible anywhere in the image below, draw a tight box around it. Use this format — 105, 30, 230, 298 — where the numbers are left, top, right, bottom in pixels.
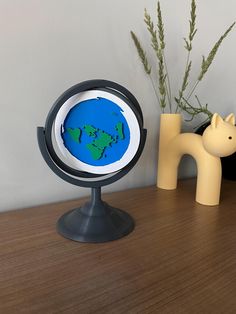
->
57, 188, 135, 243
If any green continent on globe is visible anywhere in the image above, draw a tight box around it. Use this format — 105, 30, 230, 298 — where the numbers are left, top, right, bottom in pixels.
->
67, 128, 81, 143
115, 122, 124, 140
86, 130, 114, 160
83, 125, 97, 137
66, 122, 125, 161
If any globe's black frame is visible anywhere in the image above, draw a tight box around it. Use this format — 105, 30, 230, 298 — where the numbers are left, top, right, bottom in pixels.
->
37, 79, 147, 243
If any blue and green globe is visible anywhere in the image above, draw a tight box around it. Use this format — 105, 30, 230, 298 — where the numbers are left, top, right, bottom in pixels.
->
61, 97, 130, 166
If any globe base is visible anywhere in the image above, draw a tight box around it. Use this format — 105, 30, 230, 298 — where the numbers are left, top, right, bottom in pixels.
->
56, 187, 135, 243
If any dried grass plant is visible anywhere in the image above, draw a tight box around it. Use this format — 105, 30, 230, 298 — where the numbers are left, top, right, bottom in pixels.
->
131, 0, 235, 123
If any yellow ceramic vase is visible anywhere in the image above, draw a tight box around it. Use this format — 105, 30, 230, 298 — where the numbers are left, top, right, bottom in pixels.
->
157, 113, 236, 206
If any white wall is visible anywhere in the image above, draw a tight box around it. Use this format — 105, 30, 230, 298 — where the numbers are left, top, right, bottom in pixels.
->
1, 0, 236, 211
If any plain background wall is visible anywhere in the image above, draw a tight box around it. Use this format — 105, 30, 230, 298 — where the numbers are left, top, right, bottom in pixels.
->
1, 0, 236, 212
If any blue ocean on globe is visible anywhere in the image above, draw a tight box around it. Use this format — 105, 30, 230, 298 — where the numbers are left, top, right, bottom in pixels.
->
61, 97, 130, 166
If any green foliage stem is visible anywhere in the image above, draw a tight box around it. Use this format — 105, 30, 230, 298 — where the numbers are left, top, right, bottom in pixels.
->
157, 1, 172, 110
144, 7, 167, 110
198, 22, 235, 81
187, 21, 235, 100
130, 31, 151, 75
181, 96, 213, 122
175, 0, 197, 112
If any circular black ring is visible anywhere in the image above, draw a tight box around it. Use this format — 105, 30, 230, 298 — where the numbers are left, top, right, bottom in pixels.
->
44, 79, 144, 180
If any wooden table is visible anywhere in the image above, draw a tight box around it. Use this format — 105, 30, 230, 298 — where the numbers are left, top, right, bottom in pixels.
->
1, 179, 236, 313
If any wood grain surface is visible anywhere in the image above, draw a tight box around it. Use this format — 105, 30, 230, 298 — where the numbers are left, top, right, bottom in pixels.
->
1, 179, 236, 313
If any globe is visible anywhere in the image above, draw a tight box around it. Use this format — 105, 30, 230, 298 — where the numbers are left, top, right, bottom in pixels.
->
61, 97, 130, 167
54, 89, 141, 175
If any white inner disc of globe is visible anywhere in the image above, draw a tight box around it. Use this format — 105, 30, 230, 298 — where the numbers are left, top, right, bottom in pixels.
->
53, 90, 141, 174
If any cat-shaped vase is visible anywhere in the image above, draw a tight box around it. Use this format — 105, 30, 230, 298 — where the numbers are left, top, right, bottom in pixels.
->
157, 113, 236, 205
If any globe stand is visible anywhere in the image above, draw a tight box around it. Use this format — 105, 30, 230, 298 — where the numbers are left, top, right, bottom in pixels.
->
57, 187, 134, 243
37, 79, 146, 243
